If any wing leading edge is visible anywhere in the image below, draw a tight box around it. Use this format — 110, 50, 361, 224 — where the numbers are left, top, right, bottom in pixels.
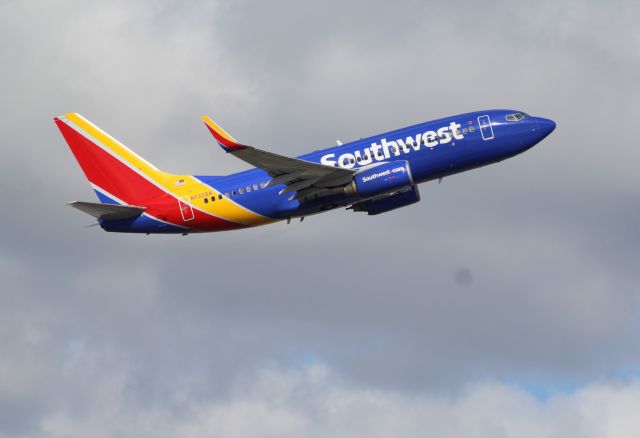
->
202, 116, 354, 201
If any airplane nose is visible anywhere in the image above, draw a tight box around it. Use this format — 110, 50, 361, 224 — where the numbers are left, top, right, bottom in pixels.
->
536, 117, 556, 138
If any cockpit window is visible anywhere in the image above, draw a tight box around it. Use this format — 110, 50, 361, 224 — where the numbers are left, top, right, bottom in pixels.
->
505, 112, 529, 121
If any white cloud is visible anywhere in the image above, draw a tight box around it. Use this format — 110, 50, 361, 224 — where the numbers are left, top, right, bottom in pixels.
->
31, 365, 640, 438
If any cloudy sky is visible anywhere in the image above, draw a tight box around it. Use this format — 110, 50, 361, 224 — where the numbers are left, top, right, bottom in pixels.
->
1, 0, 640, 436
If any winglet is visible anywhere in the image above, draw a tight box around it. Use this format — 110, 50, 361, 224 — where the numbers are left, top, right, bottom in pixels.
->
202, 116, 247, 152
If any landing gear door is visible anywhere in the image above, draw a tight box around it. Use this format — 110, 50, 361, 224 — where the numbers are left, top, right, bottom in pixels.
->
478, 115, 494, 141
178, 197, 195, 222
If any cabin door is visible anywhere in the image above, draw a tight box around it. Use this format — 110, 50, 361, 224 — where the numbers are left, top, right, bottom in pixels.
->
178, 197, 195, 221
477, 115, 495, 141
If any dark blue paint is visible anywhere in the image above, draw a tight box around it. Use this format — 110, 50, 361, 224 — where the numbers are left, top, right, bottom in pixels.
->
100, 214, 187, 234
196, 109, 555, 220
353, 161, 412, 198
357, 186, 421, 215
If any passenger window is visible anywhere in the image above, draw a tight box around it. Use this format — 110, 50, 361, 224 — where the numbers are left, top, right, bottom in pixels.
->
246, 186, 251, 192
253, 184, 259, 190
463, 128, 468, 134
260, 182, 267, 188
469, 126, 475, 132
239, 188, 244, 194
232, 190, 237, 196
204, 198, 208, 204
211, 196, 216, 202
218, 194, 223, 200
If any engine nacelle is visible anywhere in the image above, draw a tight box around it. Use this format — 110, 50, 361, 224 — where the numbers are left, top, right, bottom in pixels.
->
352, 185, 421, 215
345, 161, 414, 198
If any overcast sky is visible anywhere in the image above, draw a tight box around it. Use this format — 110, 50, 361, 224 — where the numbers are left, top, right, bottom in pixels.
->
1, 0, 640, 436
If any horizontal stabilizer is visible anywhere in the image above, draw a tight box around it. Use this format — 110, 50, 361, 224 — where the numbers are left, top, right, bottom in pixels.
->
68, 201, 146, 220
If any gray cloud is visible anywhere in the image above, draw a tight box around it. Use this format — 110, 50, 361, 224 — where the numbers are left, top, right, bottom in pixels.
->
0, 0, 639, 435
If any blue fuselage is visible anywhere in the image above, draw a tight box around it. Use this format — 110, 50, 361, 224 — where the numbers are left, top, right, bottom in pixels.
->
195, 109, 556, 219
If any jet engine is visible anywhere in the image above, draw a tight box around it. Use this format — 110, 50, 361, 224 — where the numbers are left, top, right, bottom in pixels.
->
350, 185, 421, 215
344, 161, 414, 198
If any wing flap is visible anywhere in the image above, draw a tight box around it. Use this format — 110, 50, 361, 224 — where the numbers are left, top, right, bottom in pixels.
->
69, 201, 146, 220
265, 171, 306, 187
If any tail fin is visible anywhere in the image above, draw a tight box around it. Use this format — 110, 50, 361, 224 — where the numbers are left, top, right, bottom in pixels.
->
55, 113, 168, 205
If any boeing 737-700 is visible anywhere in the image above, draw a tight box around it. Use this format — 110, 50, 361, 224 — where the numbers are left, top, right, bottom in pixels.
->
54, 110, 555, 234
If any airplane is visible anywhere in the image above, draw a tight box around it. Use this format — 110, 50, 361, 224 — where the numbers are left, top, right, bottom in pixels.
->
54, 110, 555, 234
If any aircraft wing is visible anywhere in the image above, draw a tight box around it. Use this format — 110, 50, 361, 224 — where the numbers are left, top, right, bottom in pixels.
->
202, 116, 354, 201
